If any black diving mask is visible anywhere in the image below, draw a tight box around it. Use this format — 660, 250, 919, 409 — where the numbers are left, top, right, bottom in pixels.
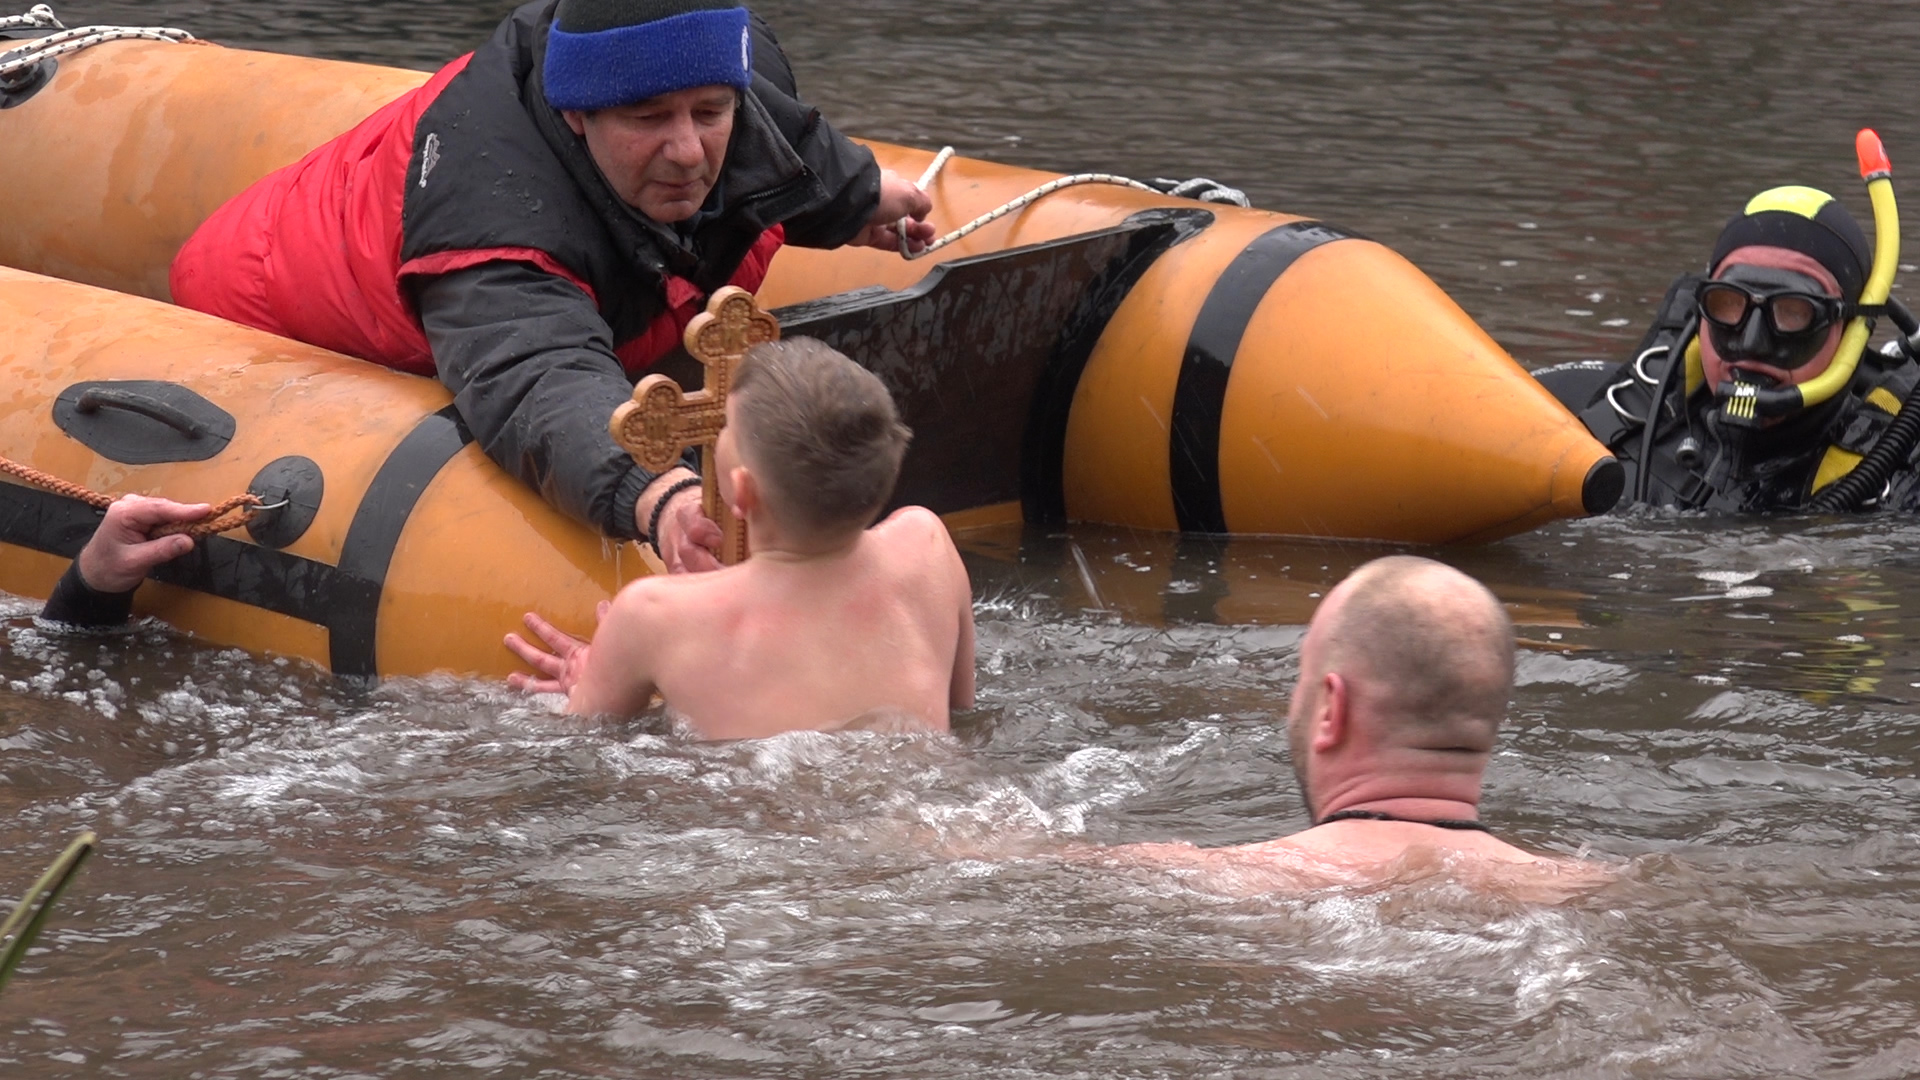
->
1696, 266, 1847, 372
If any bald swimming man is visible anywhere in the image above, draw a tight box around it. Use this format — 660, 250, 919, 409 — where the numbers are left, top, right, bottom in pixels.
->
1107, 556, 1603, 891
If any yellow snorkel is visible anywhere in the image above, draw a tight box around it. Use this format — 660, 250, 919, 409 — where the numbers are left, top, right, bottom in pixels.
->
1794, 129, 1898, 408
1725, 129, 1899, 421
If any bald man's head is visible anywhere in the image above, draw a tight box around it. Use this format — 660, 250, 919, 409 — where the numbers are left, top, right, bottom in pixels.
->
1303, 556, 1513, 750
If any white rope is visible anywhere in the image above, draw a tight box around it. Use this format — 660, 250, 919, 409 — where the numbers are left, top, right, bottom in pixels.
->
0, 7, 194, 80
0, 3, 58, 31
913, 145, 955, 191
901, 171, 1158, 260
895, 144, 1247, 261
896, 144, 1158, 261
1152, 176, 1249, 205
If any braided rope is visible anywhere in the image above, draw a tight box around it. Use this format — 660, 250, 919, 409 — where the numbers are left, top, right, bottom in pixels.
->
896, 145, 1246, 261
902, 171, 1158, 261
0, 10, 197, 80
159, 494, 265, 538
0, 455, 109, 509
0, 455, 263, 539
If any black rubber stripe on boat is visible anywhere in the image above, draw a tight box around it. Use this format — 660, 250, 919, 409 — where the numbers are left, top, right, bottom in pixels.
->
327, 405, 473, 680
1022, 208, 1213, 526
1169, 220, 1356, 534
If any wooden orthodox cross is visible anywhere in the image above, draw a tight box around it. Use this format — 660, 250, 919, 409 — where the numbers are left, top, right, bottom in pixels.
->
609, 285, 780, 566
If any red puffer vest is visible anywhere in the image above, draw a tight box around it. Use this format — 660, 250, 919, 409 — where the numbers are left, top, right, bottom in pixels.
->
170, 52, 784, 377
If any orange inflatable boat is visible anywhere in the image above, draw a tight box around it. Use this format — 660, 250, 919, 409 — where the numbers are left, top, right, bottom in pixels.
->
0, 30, 1621, 678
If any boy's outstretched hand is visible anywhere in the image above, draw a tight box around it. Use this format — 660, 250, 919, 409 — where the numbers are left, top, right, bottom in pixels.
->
505, 601, 608, 695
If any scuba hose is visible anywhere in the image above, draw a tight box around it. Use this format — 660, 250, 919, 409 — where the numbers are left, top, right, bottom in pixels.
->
1807, 363, 1920, 511
1633, 313, 1699, 504
1804, 131, 1908, 512
1807, 300, 1920, 512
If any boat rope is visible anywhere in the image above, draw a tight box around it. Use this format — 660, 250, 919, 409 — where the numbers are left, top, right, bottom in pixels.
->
898, 144, 1251, 260
0, 455, 270, 538
0, 3, 58, 31
0, 5, 198, 82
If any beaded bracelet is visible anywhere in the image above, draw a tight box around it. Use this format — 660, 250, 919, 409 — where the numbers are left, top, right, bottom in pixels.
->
645, 475, 704, 554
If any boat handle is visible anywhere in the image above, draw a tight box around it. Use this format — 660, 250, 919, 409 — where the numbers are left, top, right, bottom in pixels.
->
75, 387, 205, 439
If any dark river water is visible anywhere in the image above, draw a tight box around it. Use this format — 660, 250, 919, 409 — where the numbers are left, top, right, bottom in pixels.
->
8, 2, 1920, 1077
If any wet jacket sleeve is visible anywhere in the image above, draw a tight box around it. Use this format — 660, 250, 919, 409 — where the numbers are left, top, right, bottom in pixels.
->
415, 260, 663, 541
40, 561, 137, 628
748, 14, 881, 250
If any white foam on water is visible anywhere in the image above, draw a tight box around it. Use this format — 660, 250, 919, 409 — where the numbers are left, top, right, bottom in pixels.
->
1283, 892, 1597, 1018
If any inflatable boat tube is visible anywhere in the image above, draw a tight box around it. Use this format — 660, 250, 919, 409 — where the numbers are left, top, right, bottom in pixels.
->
0, 38, 1623, 678
0, 265, 626, 680
0, 39, 1620, 531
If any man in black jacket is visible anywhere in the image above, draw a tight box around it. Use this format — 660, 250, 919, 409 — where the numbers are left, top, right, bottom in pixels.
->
172, 0, 932, 572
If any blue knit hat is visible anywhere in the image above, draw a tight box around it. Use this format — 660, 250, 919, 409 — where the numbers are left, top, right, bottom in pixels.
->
544, 0, 753, 112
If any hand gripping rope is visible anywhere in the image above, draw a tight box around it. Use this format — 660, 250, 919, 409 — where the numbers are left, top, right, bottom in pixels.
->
0, 455, 278, 538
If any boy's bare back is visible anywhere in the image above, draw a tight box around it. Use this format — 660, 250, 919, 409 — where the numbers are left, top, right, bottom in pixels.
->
574, 506, 973, 737
508, 336, 974, 737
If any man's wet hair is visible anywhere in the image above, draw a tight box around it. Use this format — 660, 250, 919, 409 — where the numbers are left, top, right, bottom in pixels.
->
1320, 555, 1513, 744
732, 337, 912, 537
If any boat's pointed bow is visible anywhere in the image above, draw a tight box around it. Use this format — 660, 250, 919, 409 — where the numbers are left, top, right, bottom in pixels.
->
1065, 219, 1621, 542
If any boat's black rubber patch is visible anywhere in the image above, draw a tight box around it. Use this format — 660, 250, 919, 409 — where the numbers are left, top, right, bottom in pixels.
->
53, 380, 236, 465
245, 455, 326, 550
0, 57, 55, 110
1169, 221, 1356, 534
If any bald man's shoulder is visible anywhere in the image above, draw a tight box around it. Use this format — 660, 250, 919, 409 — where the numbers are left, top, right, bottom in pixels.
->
1095, 829, 1613, 901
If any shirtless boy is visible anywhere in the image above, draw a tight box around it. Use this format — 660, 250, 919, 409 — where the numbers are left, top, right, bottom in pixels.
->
1107, 556, 1604, 892
505, 337, 975, 738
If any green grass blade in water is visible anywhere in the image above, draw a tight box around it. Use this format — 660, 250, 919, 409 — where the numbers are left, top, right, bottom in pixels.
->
0, 831, 97, 994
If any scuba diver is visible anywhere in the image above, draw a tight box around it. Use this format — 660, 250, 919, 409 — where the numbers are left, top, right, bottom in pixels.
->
1540, 131, 1920, 513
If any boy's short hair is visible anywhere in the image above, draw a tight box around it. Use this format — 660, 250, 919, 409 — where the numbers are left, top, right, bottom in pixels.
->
731, 337, 912, 536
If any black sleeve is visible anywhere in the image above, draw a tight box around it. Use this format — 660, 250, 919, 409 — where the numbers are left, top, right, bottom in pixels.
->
416, 260, 675, 540
41, 561, 137, 629
791, 113, 881, 250
746, 15, 881, 249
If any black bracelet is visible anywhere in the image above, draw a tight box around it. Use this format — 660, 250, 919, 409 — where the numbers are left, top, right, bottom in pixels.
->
646, 475, 704, 552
